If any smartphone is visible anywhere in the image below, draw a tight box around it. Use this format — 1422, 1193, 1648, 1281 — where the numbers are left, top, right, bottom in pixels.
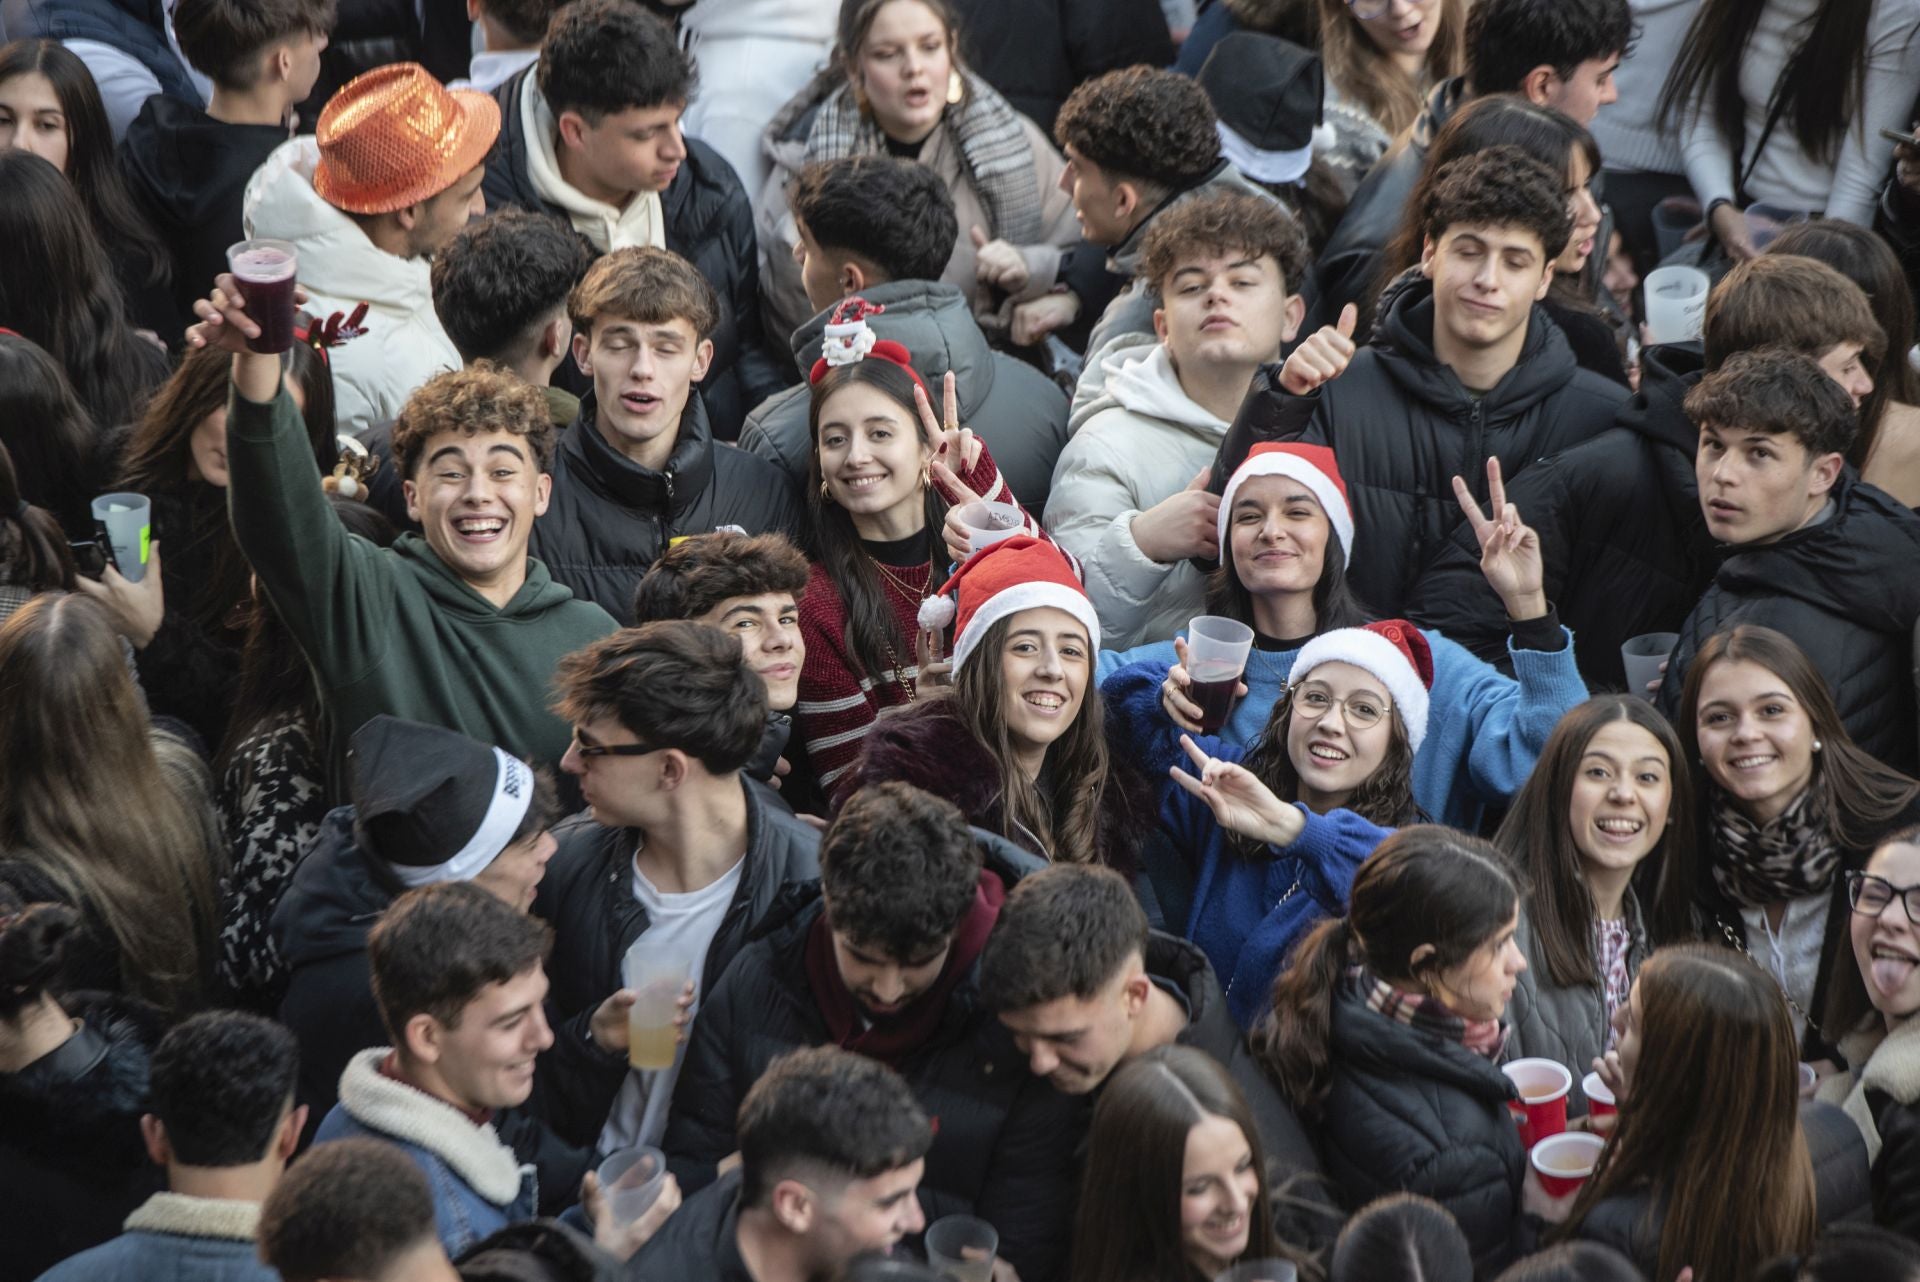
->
69, 540, 108, 580
1880, 127, 1918, 145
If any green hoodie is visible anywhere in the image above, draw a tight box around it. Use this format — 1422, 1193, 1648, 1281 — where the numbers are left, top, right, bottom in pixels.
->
228, 383, 616, 788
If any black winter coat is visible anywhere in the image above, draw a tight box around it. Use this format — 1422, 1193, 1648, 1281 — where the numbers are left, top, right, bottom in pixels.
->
1866, 1088, 1920, 1241
0, 993, 164, 1282
662, 862, 1085, 1282
630, 1168, 754, 1282
1405, 342, 1712, 690
945, 0, 1174, 134
482, 68, 786, 441
1316, 983, 1526, 1276
1219, 275, 1627, 618
1655, 470, 1920, 775
528, 393, 804, 623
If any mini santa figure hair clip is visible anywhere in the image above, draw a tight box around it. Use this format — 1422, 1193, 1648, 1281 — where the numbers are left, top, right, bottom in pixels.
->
808, 296, 927, 393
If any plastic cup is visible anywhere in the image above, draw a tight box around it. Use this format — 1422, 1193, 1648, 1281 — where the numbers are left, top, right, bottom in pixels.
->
622, 940, 690, 1071
90, 492, 151, 583
1620, 632, 1678, 699
226, 238, 298, 354
954, 501, 1025, 554
1503, 1058, 1573, 1148
597, 1145, 667, 1224
1216, 1262, 1300, 1282
924, 1214, 997, 1282
1186, 615, 1256, 735
1582, 1070, 1616, 1119
1799, 1061, 1819, 1099
1643, 265, 1709, 344
1531, 1131, 1607, 1198
1745, 203, 1807, 252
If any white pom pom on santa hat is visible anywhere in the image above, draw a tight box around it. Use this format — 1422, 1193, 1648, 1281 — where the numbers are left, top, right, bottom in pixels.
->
918, 594, 957, 631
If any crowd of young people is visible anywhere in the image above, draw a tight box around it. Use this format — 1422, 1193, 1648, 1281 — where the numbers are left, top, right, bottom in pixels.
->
7, 0, 1920, 1278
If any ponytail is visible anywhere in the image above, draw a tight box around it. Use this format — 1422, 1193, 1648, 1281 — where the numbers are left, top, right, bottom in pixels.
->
0, 898, 79, 1019
1256, 915, 1354, 1120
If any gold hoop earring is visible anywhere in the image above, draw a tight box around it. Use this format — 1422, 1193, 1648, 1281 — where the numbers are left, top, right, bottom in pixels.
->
920, 460, 932, 489
820, 479, 833, 503
946, 69, 964, 105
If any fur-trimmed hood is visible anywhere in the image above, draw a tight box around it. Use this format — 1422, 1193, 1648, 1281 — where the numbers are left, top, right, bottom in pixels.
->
0, 991, 162, 1170
123, 1192, 260, 1242
336, 1050, 531, 1206
1826, 1014, 1920, 1161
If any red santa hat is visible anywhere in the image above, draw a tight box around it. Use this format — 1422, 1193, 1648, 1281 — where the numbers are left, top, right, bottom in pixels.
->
1290, 619, 1433, 753
916, 536, 1101, 673
807, 296, 928, 395
1217, 442, 1354, 564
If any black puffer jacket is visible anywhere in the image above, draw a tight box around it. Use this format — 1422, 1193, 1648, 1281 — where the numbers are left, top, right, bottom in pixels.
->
0, 992, 165, 1282
1219, 274, 1627, 617
1574, 1100, 1871, 1267
482, 68, 786, 441
945, 0, 1174, 134
1316, 982, 1526, 1275
530, 777, 821, 1147
1405, 342, 1712, 690
529, 393, 804, 624
1654, 470, 1920, 775
661, 845, 1084, 1282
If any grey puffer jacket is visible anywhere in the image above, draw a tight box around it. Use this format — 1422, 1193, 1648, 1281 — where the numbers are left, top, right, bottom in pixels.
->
1503, 895, 1651, 1115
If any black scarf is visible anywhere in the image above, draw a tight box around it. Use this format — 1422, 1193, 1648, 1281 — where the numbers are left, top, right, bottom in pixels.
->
1709, 787, 1841, 908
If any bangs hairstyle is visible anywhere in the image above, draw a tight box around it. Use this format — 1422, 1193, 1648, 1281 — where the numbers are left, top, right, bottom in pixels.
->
1238, 675, 1419, 841
1420, 144, 1573, 263
1684, 349, 1859, 461
1704, 256, 1885, 373
391, 361, 554, 479
631, 530, 810, 625
1053, 65, 1221, 191
1493, 696, 1697, 989
1137, 190, 1310, 305
978, 863, 1146, 1013
737, 1045, 933, 1209
172, 0, 338, 88
537, 0, 693, 120
368, 882, 552, 1040
551, 620, 768, 774
820, 782, 982, 962
568, 245, 719, 344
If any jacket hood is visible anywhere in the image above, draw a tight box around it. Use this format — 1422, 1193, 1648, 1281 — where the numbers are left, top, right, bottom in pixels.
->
272, 807, 399, 968
121, 96, 289, 232
1069, 342, 1229, 438
1371, 272, 1580, 422
390, 532, 583, 618
761, 67, 838, 173
1615, 341, 1705, 456
1329, 983, 1515, 1103
1147, 932, 1238, 1054
562, 391, 717, 517
0, 990, 161, 1159
1714, 472, 1920, 633
1109, 162, 1275, 276
790, 281, 1001, 419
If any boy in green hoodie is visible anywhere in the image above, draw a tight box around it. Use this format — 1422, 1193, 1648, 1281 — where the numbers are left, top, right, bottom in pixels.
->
191, 272, 616, 791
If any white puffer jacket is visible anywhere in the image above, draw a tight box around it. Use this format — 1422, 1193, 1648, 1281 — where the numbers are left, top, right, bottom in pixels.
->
243, 138, 462, 435
1045, 340, 1228, 650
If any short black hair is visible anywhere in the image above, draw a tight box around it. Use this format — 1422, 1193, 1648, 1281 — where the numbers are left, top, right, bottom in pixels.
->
431, 210, 595, 365
538, 0, 694, 123
1055, 65, 1221, 191
552, 621, 769, 774
476, 0, 558, 46
820, 782, 982, 962
173, 0, 336, 89
1421, 145, 1573, 261
1685, 348, 1859, 460
1466, 0, 1633, 96
738, 1045, 933, 1209
368, 882, 552, 1041
789, 157, 958, 285
979, 864, 1146, 1012
147, 1011, 299, 1166
631, 530, 810, 624
259, 1138, 440, 1282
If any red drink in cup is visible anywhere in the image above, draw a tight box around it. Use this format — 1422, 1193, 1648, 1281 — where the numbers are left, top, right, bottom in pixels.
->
226, 239, 298, 354
1190, 662, 1244, 735
1502, 1058, 1572, 1147
1185, 615, 1255, 736
1530, 1131, 1606, 1198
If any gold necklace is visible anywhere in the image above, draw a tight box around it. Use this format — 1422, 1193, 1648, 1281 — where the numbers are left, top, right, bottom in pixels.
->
866, 555, 931, 702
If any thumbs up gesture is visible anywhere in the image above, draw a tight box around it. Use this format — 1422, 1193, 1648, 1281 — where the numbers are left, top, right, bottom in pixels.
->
1278, 303, 1359, 395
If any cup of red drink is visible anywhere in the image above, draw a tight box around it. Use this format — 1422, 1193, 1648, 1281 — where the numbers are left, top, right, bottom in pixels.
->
226, 239, 299, 354
1581, 1070, 1616, 1119
1530, 1131, 1606, 1198
1186, 615, 1255, 734
1503, 1058, 1572, 1147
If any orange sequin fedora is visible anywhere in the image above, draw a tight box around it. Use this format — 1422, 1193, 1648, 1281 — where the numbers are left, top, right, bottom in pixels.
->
313, 63, 501, 216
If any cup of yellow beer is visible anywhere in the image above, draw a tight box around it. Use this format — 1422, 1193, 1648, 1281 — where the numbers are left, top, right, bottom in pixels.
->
622, 939, 691, 1071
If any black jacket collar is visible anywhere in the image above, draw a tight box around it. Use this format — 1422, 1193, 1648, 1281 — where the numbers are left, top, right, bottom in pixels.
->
561, 390, 717, 517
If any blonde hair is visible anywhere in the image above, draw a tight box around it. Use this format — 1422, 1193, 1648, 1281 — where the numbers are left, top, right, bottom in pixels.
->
1316, 0, 1466, 139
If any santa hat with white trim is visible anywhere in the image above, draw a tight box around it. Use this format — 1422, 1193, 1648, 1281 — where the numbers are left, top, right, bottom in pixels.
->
1217, 442, 1354, 564
1290, 619, 1434, 753
917, 535, 1101, 673
348, 715, 535, 888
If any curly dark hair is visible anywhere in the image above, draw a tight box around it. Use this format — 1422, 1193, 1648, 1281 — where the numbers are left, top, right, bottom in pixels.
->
1419, 144, 1573, 261
738, 1046, 932, 1209
173, 0, 336, 88
149, 1011, 300, 1166
259, 1139, 438, 1282
1465, 0, 1633, 94
978, 864, 1145, 1012
478, 0, 559, 46
431, 209, 594, 364
391, 362, 555, 478
368, 882, 553, 1041
538, 0, 694, 121
789, 156, 958, 284
821, 782, 983, 962
1137, 190, 1310, 303
1055, 65, 1221, 191
631, 530, 809, 624
1685, 349, 1859, 460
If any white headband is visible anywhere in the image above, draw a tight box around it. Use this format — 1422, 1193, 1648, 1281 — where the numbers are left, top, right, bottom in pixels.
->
389, 748, 534, 888
1216, 120, 1315, 186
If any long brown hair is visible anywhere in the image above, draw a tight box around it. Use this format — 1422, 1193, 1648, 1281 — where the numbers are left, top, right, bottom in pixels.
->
1678, 626, 1920, 856
1493, 696, 1698, 988
1237, 681, 1418, 844
1315, 0, 1466, 140
1557, 945, 1817, 1282
1070, 1046, 1285, 1282
0, 594, 223, 1013
1256, 825, 1519, 1119
952, 614, 1111, 867
0, 442, 75, 594
1822, 823, 1920, 1038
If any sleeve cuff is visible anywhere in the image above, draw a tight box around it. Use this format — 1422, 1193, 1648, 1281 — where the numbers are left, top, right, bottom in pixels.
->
1508, 606, 1568, 653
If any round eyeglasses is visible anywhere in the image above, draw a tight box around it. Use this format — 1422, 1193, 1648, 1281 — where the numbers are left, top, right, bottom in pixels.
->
1290, 682, 1389, 730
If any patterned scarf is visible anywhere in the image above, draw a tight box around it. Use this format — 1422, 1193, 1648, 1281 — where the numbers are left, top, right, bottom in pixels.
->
1709, 787, 1842, 909
805, 69, 1045, 246
1356, 967, 1508, 1060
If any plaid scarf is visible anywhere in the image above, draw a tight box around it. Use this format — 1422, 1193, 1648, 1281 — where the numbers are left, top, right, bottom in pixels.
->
804, 69, 1045, 246
1709, 786, 1842, 909
1356, 967, 1508, 1060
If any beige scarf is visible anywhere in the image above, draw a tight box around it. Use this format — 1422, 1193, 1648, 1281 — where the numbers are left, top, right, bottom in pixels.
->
522, 83, 666, 254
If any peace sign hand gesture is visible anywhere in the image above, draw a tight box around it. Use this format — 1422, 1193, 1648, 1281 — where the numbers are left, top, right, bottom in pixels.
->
1169, 734, 1307, 849
1450, 456, 1547, 622
916, 370, 982, 476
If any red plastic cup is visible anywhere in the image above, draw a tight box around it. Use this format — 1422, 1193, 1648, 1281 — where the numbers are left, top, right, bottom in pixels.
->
1503, 1058, 1572, 1147
1582, 1070, 1616, 1119
1531, 1131, 1606, 1198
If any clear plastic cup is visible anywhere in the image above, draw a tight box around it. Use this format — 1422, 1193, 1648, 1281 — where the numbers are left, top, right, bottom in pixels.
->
90, 492, 152, 583
622, 940, 690, 1071
1186, 616, 1256, 735
597, 1145, 667, 1224
226, 239, 298, 354
1643, 265, 1709, 344
925, 1214, 998, 1282
954, 501, 1025, 554
1216, 1262, 1300, 1282
1620, 632, 1678, 699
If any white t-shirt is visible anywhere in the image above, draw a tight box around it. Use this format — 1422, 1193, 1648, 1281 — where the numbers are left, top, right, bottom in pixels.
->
597, 850, 745, 1151
1741, 892, 1829, 1048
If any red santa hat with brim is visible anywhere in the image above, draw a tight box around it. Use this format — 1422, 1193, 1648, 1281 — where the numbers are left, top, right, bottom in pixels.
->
1217, 442, 1354, 565
1290, 619, 1434, 754
917, 536, 1101, 673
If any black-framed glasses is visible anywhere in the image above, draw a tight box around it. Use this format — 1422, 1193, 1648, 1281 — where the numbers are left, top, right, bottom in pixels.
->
570, 732, 663, 759
1846, 870, 1920, 925
1347, 0, 1431, 20
1289, 681, 1389, 730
